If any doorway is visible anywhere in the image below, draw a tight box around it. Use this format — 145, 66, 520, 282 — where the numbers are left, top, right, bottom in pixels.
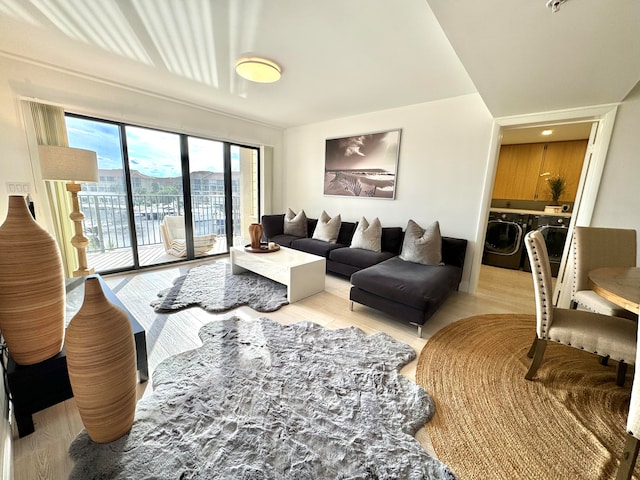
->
471, 104, 619, 307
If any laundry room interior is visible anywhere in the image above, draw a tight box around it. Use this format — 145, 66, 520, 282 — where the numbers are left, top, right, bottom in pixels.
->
481, 122, 595, 291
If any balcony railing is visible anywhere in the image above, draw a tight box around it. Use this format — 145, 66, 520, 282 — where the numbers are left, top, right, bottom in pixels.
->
79, 193, 239, 254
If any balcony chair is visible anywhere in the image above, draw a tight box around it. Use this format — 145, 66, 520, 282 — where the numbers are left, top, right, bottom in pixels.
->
571, 226, 637, 320
160, 215, 216, 257
524, 230, 637, 386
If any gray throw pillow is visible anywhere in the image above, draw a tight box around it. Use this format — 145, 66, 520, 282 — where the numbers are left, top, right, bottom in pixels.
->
312, 211, 341, 243
400, 219, 443, 265
350, 217, 382, 252
284, 208, 307, 237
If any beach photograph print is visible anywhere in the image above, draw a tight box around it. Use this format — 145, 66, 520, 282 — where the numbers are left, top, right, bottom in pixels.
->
324, 129, 401, 199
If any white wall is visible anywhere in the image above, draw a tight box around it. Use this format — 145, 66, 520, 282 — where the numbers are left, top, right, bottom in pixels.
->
280, 94, 495, 290
591, 80, 640, 264
0, 56, 284, 228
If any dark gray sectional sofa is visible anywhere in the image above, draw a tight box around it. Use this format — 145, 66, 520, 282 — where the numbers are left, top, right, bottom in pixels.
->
261, 214, 467, 336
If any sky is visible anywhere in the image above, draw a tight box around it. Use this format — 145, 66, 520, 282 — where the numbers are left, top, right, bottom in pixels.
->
324, 130, 400, 171
66, 116, 239, 178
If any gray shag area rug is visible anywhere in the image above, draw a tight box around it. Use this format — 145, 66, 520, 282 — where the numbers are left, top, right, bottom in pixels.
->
68, 316, 456, 480
151, 261, 289, 313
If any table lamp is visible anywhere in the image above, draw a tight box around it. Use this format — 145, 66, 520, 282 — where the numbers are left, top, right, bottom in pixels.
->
39, 145, 99, 277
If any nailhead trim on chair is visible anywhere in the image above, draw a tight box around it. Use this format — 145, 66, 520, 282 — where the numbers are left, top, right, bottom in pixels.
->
572, 233, 579, 298
577, 301, 600, 314
530, 240, 552, 336
552, 337, 633, 361
550, 340, 632, 362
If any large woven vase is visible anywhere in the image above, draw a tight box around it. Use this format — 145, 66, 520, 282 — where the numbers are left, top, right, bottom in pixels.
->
249, 223, 263, 249
0, 195, 65, 365
65, 277, 137, 443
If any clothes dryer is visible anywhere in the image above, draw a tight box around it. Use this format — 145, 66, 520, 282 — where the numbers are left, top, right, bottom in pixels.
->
482, 211, 532, 270
523, 214, 570, 277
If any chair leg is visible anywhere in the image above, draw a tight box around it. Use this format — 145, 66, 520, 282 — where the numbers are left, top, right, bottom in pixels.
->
525, 338, 547, 381
616, 434, 640, 480
527, 335, 537, 359
617, 361, 628, 387
349, 301, 354, 311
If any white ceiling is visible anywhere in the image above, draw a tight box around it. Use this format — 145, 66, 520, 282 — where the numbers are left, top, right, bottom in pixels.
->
0, 0, 476, 128
501, 122, 593, 145
427, 0, 640, 117
0, 0, 638, 129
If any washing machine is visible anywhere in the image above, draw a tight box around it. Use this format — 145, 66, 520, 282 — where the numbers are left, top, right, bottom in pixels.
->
482, 211, 532, 270
523, 214, 570, 277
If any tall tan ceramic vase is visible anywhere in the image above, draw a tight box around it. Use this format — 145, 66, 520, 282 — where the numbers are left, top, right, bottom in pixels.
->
249, 223, 263, 249
65, 277, 137, 443
0, 195, 65, 365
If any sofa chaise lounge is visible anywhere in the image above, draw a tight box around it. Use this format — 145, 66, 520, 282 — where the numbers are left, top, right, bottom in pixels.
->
349, 237, 467, 336
261, 213, 467, 336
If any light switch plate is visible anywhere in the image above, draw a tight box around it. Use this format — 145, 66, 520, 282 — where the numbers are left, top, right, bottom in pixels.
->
6, 182, 31, 195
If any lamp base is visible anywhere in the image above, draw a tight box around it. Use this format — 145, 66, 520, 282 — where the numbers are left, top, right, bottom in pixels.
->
66, 182, 94, 277
73, 267, 95, 278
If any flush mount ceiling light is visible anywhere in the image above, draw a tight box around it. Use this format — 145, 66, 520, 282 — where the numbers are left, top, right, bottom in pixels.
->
235, 57, 282, 83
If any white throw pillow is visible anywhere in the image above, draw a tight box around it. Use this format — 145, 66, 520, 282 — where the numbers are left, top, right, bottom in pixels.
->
350, 217, 382, 252
312, 211, 342, 243
284, 208, 307, 237
399, 219, 443, 265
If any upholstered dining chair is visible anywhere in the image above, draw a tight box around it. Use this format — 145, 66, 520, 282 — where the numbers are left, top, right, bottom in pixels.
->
571, 226, 637, 321
524, 230, 637, 385
616, 330, 640, 480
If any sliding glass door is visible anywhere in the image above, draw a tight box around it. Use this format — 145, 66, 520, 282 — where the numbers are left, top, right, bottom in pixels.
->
188, 139, 260, 255
66, 116, 135, 271
65, 114, 260, 273
231, 145, 260, 247
187, 137, 227, 257
125, 126, 184, 267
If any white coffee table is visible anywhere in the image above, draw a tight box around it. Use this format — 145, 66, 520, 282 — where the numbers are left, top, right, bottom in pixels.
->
230, 245, 326, 303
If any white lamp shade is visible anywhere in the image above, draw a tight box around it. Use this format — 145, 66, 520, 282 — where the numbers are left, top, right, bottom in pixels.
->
39, 145, 99, 183
235, 57, 282, 83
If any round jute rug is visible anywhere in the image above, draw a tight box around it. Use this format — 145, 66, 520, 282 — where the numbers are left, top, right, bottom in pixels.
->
417, 313, 638, 480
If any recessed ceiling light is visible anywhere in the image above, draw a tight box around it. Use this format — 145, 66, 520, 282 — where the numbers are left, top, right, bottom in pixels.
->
235, 57, 282, 83
542, 130, 553, 136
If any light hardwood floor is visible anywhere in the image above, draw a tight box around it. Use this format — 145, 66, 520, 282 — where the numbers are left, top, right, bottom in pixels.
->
12, 261, 536, 480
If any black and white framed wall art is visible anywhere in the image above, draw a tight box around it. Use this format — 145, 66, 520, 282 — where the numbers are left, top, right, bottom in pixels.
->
323, 129, 401, 199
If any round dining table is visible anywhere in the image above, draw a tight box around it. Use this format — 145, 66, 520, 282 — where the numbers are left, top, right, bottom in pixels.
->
588, 267, 640, 315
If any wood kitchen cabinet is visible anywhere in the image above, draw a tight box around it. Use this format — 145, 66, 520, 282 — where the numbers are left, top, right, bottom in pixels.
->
492, 143, 545, 200
534, 140, 587, 203
492, 140, 587, 202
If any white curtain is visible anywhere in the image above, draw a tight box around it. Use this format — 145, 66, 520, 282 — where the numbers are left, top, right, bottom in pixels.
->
26, 101, 75, 277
